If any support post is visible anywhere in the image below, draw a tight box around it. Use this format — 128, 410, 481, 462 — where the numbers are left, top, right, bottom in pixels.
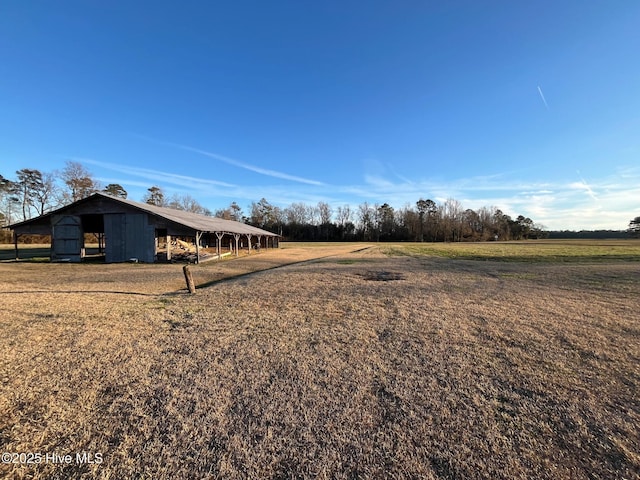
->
13, 231, 19, 260
183, 265, 196, 294
215, 232, 224, 259
233, 234, 240, 257
97, 233, 104, 253
246, 234, 252, 254
195, 232, 202, 264
166, 234, 171, 261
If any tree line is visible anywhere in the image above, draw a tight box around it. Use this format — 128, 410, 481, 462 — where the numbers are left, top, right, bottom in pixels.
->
141, 187, 547, 242
0, 161, 212, 226
4, 161, 635, 242
0, 162, 545, 242
1, 162, 103, 226
234, 197, 546, 242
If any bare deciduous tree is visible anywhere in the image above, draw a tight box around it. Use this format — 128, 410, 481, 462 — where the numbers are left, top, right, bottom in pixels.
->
285, 202, 310, 225
336, 205, 352, 227
357, 202, 375, 241
168, 194, 208, 214
62, 161, 99, 202
317, 201, 332, 225
215, 202, 243, 221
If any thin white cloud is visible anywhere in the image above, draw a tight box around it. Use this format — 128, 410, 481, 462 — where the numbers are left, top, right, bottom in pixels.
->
386, 162, 414, 184
521, 190, 554, 195
97, 177, 160, 190
574, 170, 598, 201
568, 181, 598, 201
336, 168, 638, 230
364, 174, 397, 189
537, 85, 549, 110
175, 144, 325, 186
75, 157, 235, 189
133, 134, 324, 186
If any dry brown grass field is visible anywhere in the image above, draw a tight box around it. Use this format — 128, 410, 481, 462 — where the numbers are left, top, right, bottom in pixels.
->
1, 241, 639, 479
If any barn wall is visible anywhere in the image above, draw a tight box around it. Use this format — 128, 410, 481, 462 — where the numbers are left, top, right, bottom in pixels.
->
104, 213, 156, 263
124, 213, 156, 262
11, 194, 280, 263
104, 214, 125, 263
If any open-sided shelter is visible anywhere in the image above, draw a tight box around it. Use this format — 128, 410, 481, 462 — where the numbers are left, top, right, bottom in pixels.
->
8, 192, 280, 263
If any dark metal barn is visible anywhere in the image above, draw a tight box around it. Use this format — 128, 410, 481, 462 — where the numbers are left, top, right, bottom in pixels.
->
8, 192, 280, 263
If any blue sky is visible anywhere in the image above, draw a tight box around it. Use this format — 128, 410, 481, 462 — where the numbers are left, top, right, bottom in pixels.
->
1, 1, 639, 230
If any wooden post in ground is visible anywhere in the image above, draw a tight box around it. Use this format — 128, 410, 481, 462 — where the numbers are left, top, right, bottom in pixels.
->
183, 265, 196, 294
13, 231, 19, 260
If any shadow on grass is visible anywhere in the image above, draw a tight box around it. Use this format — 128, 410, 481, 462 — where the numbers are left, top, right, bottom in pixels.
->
195, 263, 298, 290
194, 246, 376, 290
0, 290, 157, 296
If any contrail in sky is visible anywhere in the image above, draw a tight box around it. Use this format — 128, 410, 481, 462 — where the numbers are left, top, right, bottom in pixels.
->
537, 85, 549, 110
170, 143, 325, 186
133, 133, 324, 186
576, 170, 598, 201
76, 157, 236, 188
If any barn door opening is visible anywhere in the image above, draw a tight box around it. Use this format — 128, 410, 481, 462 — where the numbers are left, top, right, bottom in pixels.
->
51, 215, 84, 262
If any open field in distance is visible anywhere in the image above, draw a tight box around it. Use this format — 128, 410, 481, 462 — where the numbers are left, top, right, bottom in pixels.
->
1, 241, 639, 479
0, 244, 53, 262
382, 239, 640, 262
3, 239, 640, 263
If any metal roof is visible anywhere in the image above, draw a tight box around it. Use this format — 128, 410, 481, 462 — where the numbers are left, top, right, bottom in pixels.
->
9, 192, 279, 237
